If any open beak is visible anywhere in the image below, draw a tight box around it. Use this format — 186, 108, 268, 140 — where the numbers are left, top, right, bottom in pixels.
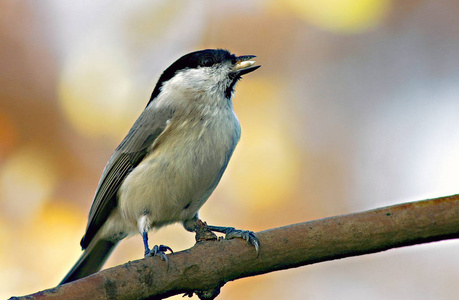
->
231, 55, 260, 76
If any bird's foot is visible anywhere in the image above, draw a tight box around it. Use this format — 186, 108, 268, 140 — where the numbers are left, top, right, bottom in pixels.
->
145, 244, 173, 262
205, 225, 260, 255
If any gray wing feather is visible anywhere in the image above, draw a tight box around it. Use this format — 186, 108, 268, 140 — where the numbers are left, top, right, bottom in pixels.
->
80, 106, 173, 249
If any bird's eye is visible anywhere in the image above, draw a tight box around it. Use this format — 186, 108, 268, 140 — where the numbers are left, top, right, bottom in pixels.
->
201, 57, 214, 67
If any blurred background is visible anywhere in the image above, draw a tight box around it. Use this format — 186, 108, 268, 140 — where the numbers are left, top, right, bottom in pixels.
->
2, 0, 459, 299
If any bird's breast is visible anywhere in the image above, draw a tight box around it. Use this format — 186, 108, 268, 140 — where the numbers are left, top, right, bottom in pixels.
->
118, 106, 240, 228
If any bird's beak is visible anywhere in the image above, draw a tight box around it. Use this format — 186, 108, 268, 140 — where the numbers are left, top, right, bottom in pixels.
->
231, 55, 260, 76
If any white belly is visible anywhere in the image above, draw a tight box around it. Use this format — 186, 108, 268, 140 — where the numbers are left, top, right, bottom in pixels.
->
116, 110, 240, 233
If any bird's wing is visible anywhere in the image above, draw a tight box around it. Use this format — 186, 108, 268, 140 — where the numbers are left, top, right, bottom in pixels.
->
80, 106, 173, 249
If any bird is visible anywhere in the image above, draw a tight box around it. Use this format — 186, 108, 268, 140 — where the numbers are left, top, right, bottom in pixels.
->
60, 49, 260, 284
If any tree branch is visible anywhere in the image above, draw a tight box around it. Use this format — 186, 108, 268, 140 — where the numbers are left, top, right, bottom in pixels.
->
11, 194, 459, 300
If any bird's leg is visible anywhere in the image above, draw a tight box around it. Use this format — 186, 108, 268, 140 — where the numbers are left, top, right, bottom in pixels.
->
138, 215, 173, 261
142, 231, 150, 257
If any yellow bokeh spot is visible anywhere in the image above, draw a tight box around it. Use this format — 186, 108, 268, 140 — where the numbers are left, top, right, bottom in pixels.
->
228, 78, 301, 210
0, 146, 57, 222
27, 201, 86, 276
276, 0, 391, 33
0, 200, 86, 298
58, 47, 139, 139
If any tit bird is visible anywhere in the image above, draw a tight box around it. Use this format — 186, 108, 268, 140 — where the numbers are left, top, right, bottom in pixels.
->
60, 49, 260, 284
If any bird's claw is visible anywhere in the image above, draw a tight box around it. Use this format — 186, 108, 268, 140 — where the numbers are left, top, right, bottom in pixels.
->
145, 244, 173, 263
205, 224, 260, 256
224, 228, 260, 255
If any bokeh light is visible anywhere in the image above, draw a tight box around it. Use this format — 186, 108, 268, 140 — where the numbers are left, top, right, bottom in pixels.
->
277, 0, 391, 33
58, 46, 136, 139
0, 146, 57, 222
230, 78, 302, 210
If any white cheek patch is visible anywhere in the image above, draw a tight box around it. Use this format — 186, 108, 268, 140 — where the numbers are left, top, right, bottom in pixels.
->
156, 65, 233, 106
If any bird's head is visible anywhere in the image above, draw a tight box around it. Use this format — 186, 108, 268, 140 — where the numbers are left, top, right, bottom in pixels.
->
148, 49, 260, 106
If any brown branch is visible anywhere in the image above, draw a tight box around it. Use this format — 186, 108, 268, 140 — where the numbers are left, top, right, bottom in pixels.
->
10, 194, 459, 300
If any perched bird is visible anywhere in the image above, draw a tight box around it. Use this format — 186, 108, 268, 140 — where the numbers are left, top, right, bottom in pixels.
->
60, 49, 260, 284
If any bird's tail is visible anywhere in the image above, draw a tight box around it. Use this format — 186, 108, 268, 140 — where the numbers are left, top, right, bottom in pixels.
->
60, 238, 117, 285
